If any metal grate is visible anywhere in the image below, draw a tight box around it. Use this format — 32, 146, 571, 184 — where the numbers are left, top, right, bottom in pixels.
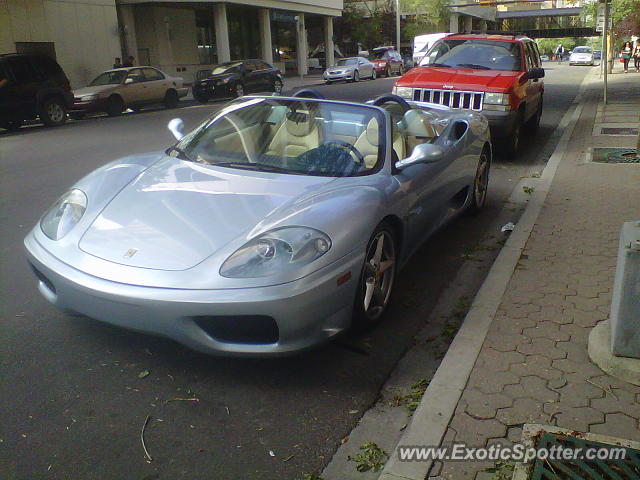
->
530, 433, 640, 480
599, 127, 639, 136
412, 88, 484, 111
592, 148, 640, 164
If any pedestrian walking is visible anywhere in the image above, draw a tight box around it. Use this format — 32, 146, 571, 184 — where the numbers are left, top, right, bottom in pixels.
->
113, 57, 122, 69
620, 41, 632, 73
633, 39, 640, 73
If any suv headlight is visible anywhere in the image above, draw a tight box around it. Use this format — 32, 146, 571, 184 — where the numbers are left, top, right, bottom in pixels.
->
393, 86, 413, 99
40, 189, 87, 240
484, 93, 510, 105
220, 227, 331, 278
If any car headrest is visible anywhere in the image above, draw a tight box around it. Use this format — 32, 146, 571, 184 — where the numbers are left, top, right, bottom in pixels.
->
403, 110, 436, 138
365, 118, 380, 146
285, 110, 316, 136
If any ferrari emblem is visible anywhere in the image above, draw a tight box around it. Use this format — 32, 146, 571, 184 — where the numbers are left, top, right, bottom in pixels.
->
124, 248, 139, 258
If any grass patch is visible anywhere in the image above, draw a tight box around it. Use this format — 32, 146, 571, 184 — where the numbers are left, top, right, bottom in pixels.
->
522, 186, 535, 195
483, 461, 515, 480
390, 378, 430, 412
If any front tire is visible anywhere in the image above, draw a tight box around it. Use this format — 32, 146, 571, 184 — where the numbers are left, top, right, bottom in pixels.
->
273, 78, 283, 94
371, 69, 377, 80
194, 91, 209, 104
40, 98, 67, 126
234, 83, 245, 97
2, 120, 24, 131
525, 96, 543, 133
466, 150, 491, 215
503, 111, 523, 157
106, 95, 124, 116
354, 223, 397, 326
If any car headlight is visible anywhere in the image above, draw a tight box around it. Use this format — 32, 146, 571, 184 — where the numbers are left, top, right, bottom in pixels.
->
393, 86, 413, 99
40, 189, 87, 240
220, 227, 331, 278
80, 94, 99, 101
484, 93, 510, 105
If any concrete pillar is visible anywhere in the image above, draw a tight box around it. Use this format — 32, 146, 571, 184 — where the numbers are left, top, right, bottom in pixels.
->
449, 13, 460, 33
464, 15, 473, 33
324, 16, 335, 68
296, 13, 308, 76
479, 19, 487, 32
118, 4, 138, 61
214, 4, 230, 63
259, 9, 273, 64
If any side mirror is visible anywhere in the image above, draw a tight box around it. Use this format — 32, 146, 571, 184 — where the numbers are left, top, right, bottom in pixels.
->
168, 118, 185, 140
124, 77, 134, 85
395, 143, 444, 170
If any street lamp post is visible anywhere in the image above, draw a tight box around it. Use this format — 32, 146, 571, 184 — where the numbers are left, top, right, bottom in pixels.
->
396, 0, 401, 54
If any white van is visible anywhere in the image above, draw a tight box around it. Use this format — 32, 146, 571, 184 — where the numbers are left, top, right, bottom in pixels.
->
413, 33, 448, 65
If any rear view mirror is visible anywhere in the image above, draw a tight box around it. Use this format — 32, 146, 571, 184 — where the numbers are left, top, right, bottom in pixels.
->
395, 143, 444, 170
168, 118, 185, 140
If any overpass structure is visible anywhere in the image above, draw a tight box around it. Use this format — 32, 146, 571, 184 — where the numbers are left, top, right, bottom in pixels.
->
450, 1, 598, 38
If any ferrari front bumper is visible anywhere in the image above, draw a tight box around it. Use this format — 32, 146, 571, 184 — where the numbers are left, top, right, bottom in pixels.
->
24, 234, 364, 356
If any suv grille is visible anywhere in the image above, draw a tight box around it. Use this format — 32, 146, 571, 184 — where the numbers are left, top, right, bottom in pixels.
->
413, 88, 484, 111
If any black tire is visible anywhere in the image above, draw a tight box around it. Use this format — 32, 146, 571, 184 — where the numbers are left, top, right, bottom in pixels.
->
69, 112, 85, 120
353, 222, 397, 327
385, 66, 391, 77
525, 96, 543, 134
234, 83, 245, 98
273, 78, 283, 94
39, 98, 67, 126
371, 69, 377, 80
163, 89, 179, 109
353, 70, 360, 82
466, 149, 491, 215
106, 95, 124, 117
502, 111, 523, 157
194, 91, 209, 104
396, 65, 404, 76
2, 120, 24, 131
325, 80, 332, 85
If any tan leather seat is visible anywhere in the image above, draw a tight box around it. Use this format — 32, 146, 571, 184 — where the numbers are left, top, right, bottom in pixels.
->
353, 118, 382, 168
266, 109, 320, 158
402, 109, 437, 153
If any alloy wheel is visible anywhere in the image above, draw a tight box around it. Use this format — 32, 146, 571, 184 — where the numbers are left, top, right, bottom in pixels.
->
273, 79, 283, 94
235, 83, 244, 97
47, 103, 65, 123
473, 153, 490, 208
361, 230, 396, 321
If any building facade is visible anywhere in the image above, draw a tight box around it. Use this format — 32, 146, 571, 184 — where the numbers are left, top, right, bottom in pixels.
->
1, 0, 343, 88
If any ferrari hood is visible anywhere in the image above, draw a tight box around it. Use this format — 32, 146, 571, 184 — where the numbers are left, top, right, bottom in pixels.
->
398, 66, 522, 91
79, 156, 336, 271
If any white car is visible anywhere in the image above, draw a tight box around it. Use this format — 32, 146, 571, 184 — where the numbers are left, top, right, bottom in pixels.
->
569, 47, 595, 66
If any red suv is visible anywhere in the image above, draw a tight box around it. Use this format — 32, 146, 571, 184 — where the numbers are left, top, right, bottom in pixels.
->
392, 34, 544, 154
371, 46, 405, 77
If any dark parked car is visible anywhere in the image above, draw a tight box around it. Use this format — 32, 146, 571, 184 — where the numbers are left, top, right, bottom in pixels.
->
0, 53, 73, 130
193, 60, 283, 103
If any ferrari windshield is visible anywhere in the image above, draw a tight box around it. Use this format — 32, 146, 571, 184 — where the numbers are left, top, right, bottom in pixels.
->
421, 39, 523, 71
90, 70, 128, 86
172, 98, 386, 177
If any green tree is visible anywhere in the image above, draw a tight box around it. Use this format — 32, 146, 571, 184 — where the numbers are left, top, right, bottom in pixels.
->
583, 0, 640, 38
400, 0, 450, 42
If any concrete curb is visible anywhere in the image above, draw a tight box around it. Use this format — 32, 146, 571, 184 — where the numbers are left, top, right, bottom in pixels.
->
377, 69, 600, 480
588, 320, 640, 386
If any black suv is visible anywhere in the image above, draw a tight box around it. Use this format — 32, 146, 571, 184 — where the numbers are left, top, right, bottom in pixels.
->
193, 59, 284, 103
0, 53, 74, 130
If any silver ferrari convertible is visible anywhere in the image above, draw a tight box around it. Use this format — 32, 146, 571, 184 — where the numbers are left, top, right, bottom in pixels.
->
24, 91, 491, 356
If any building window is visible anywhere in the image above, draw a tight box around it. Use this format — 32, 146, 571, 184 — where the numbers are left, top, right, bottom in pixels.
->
196, 10, 217, 65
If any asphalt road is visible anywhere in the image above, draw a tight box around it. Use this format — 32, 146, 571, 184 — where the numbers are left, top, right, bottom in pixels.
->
0, 64, 589, 480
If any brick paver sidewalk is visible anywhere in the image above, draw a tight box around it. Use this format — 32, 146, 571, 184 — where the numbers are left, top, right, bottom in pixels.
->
429, 68, 640, 479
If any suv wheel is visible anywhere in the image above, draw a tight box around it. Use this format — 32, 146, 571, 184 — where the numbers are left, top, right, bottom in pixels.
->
525, 96, 543, 133
40, 98, 67, 126
234, 83, 245, 98
503, 112, 523, 157
106, 96, 125, 116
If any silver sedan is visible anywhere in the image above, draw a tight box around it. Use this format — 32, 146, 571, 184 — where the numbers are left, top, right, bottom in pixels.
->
323, 57, 376, 83
24, 92, 491, 356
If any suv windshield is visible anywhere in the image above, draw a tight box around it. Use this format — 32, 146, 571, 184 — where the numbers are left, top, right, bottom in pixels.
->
171, 97, 386, 177
336, 58, 358, 66
90, 70, 128, 86
573, 47, 591, 53
421, 39, 523, 71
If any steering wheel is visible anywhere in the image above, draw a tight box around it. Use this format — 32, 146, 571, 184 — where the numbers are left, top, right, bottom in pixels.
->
321, 140, 366, 167
371, 94, 411, 113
